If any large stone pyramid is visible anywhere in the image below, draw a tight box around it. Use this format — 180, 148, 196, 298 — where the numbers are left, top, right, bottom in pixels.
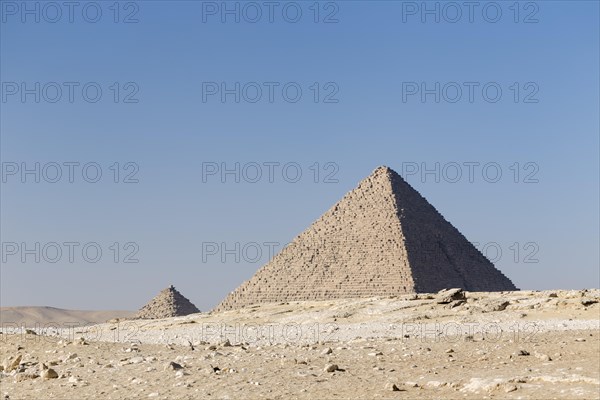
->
215, 166, 517, 312
135, 285, 200, 319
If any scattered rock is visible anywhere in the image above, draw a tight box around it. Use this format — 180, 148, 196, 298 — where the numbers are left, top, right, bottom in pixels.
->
481, 300, 510, 312
436, 288, 465, 304
385, 382, 404, 391
15, 373, 39, 382
324, 364, 339, 372
449, 300, 466, 308
175, 370, 186, 379
426, 381, 446, 388
74, 337, 89, 346
504, 384, 518, 393
165, 362, 183, 370
461, 377, 504, 393
3, 355, 22, 372
321, 347, 333, 355
535, 353, 552, 362
40, 364, 58, 380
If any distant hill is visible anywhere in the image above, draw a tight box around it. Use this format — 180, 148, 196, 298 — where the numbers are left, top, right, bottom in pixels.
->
0, 306, 134, 327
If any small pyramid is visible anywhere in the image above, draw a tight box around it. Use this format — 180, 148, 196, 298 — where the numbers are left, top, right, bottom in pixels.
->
215, 166, 517, 311
135, 285, 200, 319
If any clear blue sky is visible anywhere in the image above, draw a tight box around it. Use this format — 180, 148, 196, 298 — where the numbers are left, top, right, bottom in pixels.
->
1, 1, 598, 311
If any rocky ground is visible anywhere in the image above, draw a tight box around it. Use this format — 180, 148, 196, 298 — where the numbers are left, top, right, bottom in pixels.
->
1, 289, 599, 399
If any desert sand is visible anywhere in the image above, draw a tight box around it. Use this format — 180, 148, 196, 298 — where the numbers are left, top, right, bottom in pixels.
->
0, 307, 134, 327
1, 289, 599, 399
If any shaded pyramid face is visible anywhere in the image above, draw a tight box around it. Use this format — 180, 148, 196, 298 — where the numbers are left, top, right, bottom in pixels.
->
215, 166, 517, 312
135, 285, 200, 319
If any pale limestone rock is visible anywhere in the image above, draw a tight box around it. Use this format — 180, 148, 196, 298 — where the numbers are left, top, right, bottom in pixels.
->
40, 365, 58, 380
321, 347, 333, 355
3, 355, 22, 372
436, 288, 466, 304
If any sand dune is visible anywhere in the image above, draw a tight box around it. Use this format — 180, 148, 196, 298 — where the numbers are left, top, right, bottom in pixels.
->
0, 306, 133, 327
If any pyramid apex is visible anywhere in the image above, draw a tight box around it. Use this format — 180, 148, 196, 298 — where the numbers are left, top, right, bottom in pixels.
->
370, 165, 401, 178
365, 166, 406, 187
373, 165, 391, 173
